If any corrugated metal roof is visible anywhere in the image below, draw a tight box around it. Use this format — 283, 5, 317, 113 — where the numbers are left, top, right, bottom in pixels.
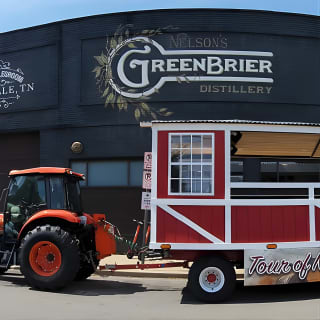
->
151, 119, 320, 127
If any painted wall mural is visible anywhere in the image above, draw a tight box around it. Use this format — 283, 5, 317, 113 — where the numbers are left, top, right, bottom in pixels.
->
0, 60, 34, 109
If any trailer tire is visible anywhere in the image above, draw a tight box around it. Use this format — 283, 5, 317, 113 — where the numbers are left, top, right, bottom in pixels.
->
19, 225, 80, 290
188, 256, 236, 302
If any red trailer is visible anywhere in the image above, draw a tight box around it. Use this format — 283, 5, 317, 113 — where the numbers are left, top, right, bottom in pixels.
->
142, 119, 320, 302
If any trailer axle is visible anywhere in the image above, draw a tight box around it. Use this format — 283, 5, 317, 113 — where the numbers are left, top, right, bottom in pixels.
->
99, 261, 189, 271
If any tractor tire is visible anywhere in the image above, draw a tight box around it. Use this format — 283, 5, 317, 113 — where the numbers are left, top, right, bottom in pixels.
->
19, 225, 80, 290
74, 258, 98, 281
187, 255, 236, 303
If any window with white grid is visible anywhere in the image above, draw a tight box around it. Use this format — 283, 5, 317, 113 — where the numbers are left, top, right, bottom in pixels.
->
169, 133, 214, 195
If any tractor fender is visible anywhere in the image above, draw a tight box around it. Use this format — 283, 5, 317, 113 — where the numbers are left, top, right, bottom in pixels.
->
18, 209, 81, 240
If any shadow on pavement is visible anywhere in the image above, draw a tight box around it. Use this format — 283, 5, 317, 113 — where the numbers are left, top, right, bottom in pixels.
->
0, 271, 180, 297
180, 279, 320, 304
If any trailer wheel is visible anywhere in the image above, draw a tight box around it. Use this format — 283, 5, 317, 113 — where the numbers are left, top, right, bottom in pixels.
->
188, 256, 236, 302
19, 225, 80, 290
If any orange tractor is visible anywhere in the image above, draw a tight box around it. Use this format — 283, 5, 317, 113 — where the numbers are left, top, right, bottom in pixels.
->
0, 167, 116, 290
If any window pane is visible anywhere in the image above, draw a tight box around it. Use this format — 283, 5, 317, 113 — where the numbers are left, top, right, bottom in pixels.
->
171, 149, 181, 162
192, 148, 201, 161
71, 162, 87, 186
203, 136, 212, 148
71, 161, 87, 175
182, 149, 191, 162
182, 179, 191, 192
202, 153, 212, 162
203, 165, 211, 178
171, 135, 180, 149
192, 179, 201, 193
50, 177, 66, 209
129, 161, 144, 186
8, 176, 46, 207
192, 135, 201, 148
171, 179, 180, 193
182, 165, 191, 178
182, 135, 191, 148
192, 165, 201, 178
171, 165, 180, 178
88, 161, 128, 186
202, 180, 212, 193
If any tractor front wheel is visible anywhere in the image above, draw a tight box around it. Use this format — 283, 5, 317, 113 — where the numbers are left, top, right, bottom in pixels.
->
19, 225, 80, 290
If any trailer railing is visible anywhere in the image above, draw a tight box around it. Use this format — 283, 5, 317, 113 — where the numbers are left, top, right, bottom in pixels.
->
230, 182, 320, 199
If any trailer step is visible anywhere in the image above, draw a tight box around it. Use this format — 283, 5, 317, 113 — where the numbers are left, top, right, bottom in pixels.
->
0, 245, 16, 269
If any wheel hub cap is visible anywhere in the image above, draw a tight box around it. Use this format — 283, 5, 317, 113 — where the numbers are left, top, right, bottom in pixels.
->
29, 241, 62, 277
199, 266, 225, 293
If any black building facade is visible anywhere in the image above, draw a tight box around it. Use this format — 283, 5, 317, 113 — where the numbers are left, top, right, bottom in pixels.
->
1, 9, 320, 237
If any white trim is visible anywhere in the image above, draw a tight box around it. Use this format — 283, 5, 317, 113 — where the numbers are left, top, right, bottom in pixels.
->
152, 122, 320, 134
224, 129, 231, 243
151, 129, 158, 199
149, 241, 320, 250
153, 198, 320, 206
231, 182, 320, 189
150, 203, 157, 243
150, 129, 158, 244
224, 129, 231, 200
158, 204, 224, 243
310, 205, 316, 241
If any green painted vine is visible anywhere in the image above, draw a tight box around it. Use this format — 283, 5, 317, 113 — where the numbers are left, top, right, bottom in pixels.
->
93, 24, 177, 121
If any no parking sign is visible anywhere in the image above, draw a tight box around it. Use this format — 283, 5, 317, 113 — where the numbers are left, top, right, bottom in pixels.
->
142, 171, 152, 190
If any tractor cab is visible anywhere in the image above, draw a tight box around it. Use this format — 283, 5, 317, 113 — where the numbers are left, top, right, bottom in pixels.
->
0, 167, 83, 243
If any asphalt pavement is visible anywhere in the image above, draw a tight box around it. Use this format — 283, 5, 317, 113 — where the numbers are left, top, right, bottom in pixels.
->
1, 269, 320, 320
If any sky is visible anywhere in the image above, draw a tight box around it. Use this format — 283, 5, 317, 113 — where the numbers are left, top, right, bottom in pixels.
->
0, 0, 319, 33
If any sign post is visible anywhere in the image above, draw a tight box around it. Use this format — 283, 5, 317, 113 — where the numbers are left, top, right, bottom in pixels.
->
141, 152, 152, 262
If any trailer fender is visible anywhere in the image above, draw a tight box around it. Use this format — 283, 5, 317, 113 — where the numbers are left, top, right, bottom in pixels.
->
18, 209, 81, 240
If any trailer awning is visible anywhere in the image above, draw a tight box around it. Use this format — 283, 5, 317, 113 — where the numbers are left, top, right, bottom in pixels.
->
235, 132, 320, 157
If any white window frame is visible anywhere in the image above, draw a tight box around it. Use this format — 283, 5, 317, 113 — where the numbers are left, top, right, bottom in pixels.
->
168, 132, 215, 196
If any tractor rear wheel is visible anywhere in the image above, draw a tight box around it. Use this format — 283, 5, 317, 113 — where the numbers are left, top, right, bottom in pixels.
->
74, 260, 97, 281
19, 225, 80, 290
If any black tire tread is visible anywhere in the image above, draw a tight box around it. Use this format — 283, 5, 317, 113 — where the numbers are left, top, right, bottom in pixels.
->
19, 225, 80, 290
74, 263, 95, 281
188, 255, 236, 302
